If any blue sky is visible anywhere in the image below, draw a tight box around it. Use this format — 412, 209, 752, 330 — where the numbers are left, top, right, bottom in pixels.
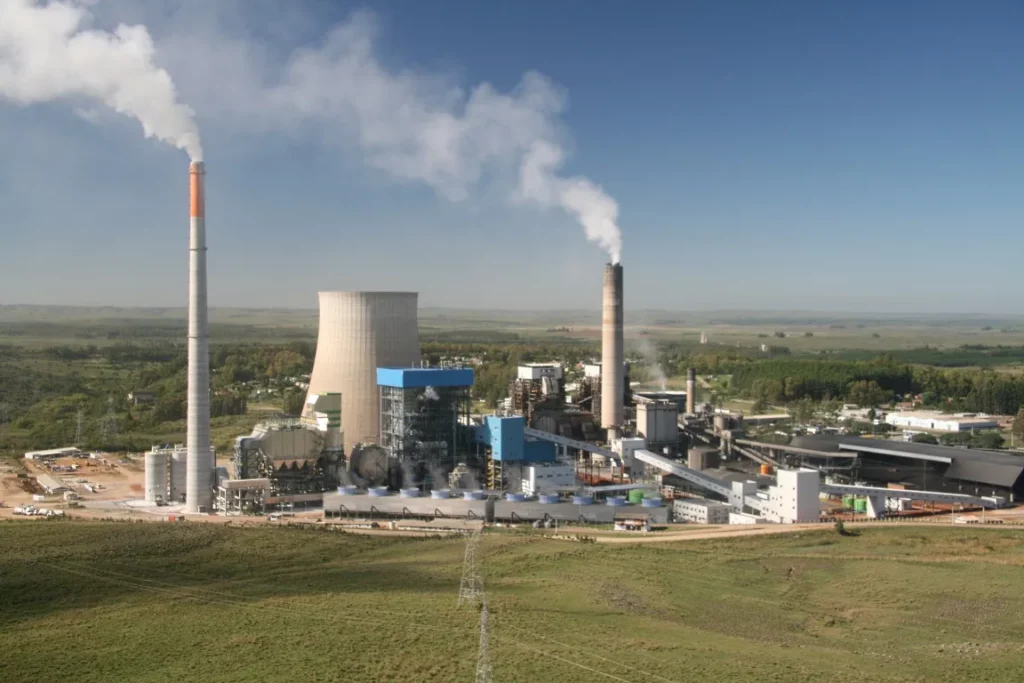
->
0, 0, 1021, 312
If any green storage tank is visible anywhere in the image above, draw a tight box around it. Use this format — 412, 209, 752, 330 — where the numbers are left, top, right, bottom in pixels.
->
854, 498, 867, 513
627, 489, 645, 505
843, 495, 855, 508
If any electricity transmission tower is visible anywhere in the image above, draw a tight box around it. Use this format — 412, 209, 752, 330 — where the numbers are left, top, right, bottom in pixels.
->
101, 397, 118, 444
475, 603, 491, 683
457, 528, 484, 607
74, 409, 84, 445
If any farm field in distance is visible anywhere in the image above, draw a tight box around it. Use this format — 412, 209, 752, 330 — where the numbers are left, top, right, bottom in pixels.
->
2, 522, 1024, 683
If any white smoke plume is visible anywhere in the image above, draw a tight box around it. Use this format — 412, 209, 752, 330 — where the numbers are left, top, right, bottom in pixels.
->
422, 386, 440, 402
635, 337, 667, 392
265, 11, 623, 262
161, 8, 622, 261
0, 0, 202, 159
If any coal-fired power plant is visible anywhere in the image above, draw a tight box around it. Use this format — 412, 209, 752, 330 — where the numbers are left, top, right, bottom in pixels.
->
686, 368, 696, 415
305, 292, 421, 448
601, 263, 624, 440
185, 161, 213, 513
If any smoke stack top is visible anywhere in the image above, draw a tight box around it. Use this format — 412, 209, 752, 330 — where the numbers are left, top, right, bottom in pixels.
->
189, 161, 205, 218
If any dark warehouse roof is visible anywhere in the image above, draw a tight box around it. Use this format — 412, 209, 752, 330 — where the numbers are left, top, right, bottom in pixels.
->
790, 435, 1024, 489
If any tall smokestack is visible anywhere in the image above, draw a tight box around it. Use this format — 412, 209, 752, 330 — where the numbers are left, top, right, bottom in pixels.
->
601, 263, 624, 441
686, 368, 696, 415
185, 161, 212, 513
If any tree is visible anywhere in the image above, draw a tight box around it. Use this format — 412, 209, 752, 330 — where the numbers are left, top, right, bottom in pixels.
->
1012, 408, 1024, 442
867, 408, 876, 422
911, 433, 939, 445
975, 431, 1005, 450
789, 398, 816, 425
282, 390, 306, 417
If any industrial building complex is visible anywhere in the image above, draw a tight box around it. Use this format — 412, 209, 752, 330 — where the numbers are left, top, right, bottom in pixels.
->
125, 166, 1011, 529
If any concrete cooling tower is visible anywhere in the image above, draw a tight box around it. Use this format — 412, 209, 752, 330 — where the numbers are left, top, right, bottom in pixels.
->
305, 292, 420, 449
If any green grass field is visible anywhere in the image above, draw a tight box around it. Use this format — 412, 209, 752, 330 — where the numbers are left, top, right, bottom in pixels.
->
2, 522, 1024, 683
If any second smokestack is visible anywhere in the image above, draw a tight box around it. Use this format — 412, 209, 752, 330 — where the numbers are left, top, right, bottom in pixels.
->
686, 368, 696, 414
601, 263, 624, 441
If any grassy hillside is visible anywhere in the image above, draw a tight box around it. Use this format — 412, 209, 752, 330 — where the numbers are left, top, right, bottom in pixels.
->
2, 523, 1024, 682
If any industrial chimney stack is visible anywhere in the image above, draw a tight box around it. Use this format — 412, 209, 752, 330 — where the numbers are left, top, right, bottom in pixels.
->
686, 368, 696, 415
601, 263, 624, 441
185, 161, 213, 513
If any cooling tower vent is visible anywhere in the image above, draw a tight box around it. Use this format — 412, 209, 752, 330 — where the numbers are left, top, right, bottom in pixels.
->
641, 497, 663, 508
538, 494, 560, 504
337, 485, 358, 496
463, 490, 486, 501
606, 496, 628, 507
505, 493, 526, 502
431, 489, 451, 500
400, 488, 421, 499
572, 495, 594, 506
368, 487, 390, 497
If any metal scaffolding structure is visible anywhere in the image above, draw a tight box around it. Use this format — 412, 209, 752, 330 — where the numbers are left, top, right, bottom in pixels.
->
379, 383, 470, 480
233, 421, 341, 502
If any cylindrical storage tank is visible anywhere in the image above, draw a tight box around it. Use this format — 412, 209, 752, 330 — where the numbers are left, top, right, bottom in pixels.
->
641, 497, 663, 508
713, 414, 728, 432
505, 492, 526, 502
368, 486, 390, 497
400, 488, 421, 498
337, 485, 358, 496
627, 489, 645, 505
431, 489, 451, 500
606, 496, 627, 507
168, 450, 187, 504
600, 263, 624, 438
571, 495, 593, 506
760, 463, 773, 476
304, 292, 421, 447
854, 498, 867, 513
144, 451, 168, 503
463, 490, 486, 501
538, 494, 559, 504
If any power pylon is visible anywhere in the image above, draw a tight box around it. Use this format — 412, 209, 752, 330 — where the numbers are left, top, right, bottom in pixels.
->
475, 602, 491, 683
457, 527, 484, 608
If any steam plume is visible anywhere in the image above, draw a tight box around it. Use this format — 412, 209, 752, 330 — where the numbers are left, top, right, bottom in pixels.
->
0, 0, 202, 159
172, 9, 621, 261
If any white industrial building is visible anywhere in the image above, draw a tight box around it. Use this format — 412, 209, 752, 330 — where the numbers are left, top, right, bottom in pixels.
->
885, 410, 999, 433
517, 362, 563, 381
636, 400, 679, 448
35, 473, 70, 495
24, 447, 83, 461
521, 463, 576, 496
729, 512, 768, 525
761, 468, 821, 523
673, 497, 730, 524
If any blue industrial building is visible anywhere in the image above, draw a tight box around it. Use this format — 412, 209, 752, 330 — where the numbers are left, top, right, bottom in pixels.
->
472, 415, 557, 462
376, 367, 475, 389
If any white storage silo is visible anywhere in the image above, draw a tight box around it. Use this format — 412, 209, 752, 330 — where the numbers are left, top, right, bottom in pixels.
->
144, 451, 168, 503
169, 449, 188, 504
305, 292, 420, 448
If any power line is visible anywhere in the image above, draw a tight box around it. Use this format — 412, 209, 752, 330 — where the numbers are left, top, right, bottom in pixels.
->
498, 620, 682, 683
34, 561, 473, 637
